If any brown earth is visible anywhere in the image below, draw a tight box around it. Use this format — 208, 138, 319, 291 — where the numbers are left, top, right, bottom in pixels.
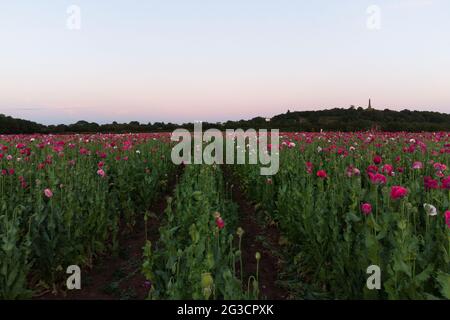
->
222, 165, 288, 300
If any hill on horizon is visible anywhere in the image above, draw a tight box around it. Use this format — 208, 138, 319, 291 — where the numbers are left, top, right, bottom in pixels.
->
1, 107, 449, 134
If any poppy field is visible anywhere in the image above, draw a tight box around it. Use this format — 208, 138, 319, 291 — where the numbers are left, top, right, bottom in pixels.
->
0, 131, 449, 300
232, 131, 450, 299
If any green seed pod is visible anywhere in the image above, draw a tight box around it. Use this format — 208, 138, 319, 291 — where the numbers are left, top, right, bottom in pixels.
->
192, 191, 203, 201
201, 272, 214, 288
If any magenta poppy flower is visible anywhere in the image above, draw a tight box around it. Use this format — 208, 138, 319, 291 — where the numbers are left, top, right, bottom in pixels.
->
424, 176, 439, 190
445, 210, 450, 228
366, 165, 379, 174
441, 176, 450, 189
316, 170, 327, 179
79, 148, 89, 155
215, 217, 225, 230
361, 203, 372, 215
369, 172, 387, 185
373, 155, 382, 165
390, 186, 408, 200
142, 280, 152, 290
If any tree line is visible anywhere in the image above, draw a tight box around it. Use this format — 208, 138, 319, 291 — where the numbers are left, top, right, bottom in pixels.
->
1, 107, 449, 134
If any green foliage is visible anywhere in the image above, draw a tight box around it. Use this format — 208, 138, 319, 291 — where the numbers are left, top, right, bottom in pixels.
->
142, 165, 256, 300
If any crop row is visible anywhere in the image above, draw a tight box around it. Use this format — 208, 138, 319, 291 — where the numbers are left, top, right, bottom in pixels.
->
232, 132, 450, 299
142, 164, 259, 299
0, 134, 174, 299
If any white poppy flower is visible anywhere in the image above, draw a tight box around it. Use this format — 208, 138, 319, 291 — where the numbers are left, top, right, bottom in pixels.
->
423, 203, 437, 216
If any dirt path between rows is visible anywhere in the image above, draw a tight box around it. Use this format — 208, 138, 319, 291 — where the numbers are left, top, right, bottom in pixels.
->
222, 165, 288, 300
38, 167, 183, 300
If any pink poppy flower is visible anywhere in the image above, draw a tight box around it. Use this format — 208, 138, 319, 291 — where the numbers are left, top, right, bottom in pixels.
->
381, 164, 394, 176
433, 163, 447, 172
97, 169, 106, 177
346, 166, 360, 177
44, 188, 53, 198
305, 162, 313, 174
412, 161, 423, 170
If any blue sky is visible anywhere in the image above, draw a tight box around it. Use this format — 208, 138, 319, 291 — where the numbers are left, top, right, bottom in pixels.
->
0, 0, 449, 124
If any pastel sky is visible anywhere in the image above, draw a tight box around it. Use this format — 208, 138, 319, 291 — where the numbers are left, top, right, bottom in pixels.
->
1, 0, 449, 125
